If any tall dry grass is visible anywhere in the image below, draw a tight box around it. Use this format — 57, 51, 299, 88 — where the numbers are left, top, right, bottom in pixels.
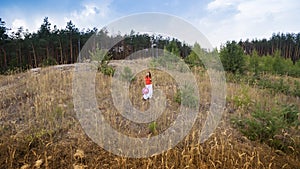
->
0, 65, 299, 168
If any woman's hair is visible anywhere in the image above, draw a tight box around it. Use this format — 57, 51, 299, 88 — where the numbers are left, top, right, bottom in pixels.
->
147, 71, 151, 78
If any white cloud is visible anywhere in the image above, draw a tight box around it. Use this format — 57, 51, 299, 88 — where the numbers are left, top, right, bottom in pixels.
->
207, 0, 241, 11
194, 0, 300, 48
1, 0, 299, 48
2, 0, 114, 35
233, 0, 300, 38
64, 0, 113, 30
11, 19, 27, 32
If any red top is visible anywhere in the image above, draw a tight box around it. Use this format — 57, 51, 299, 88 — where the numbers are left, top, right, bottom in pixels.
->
145, 76, 152, 85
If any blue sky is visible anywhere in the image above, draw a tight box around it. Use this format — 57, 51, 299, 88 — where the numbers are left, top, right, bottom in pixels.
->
1, 0, 299, 48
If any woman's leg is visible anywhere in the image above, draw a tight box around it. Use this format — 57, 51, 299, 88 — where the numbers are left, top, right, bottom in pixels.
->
143, 85, 150, 99
148, 84, 153, 98
143, 93, 148, 99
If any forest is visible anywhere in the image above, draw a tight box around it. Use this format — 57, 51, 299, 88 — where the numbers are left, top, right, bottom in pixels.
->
0, 17, 191, 73
1, 17, 300, 74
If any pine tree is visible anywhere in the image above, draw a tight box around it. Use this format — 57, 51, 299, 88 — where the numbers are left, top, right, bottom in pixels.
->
220, 41, 245, 74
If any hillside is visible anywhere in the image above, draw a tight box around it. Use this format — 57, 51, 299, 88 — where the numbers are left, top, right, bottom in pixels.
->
0, 61, 300, 169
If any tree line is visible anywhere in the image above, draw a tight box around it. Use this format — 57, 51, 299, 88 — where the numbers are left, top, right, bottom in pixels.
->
238, 32, 300, 64
0, 17, 97, 73
0, 17, 190, 74
220, 41, 300, 77
1, 16, 300, 74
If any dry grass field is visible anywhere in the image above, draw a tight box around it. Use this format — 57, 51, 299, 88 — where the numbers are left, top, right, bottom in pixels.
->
0, 62, 299, 168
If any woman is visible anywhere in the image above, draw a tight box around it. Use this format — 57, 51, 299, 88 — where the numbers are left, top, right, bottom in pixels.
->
143, 71, 153, 100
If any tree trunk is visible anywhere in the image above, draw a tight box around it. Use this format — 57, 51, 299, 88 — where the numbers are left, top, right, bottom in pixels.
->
296, 47, 299, 63
19, 43, 22, 67
46, 45, 49, 60
70, 37, 73, 63
58, 39, 63, 64
31, 42, 37, 68
1, 47, 7, 69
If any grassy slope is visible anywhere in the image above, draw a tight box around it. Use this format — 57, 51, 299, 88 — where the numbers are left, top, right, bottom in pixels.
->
0, 64, 299, 169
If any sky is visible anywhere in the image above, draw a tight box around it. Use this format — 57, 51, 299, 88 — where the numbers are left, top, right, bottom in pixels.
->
1, 0, 300, 48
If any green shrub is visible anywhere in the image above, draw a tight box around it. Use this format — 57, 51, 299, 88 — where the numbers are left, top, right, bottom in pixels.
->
89, 45, 115, 76
272, 50, 285, 75
276, 79, 290, 94
42, 57, 57, 67
151, 47, 180, 69
281, 104, 299, 125
232, 104, 299, 152
149, 122, 157, 134
174, 84, 198, 108
288, 66, 300, 77
220, 41, 245, 74
174, 89, 181, 104
237, 107, 283, 141
178, 62, 189, 73
184, 43, 204, 68
184, 51, 203, 68
120, 66, 135, 82
231, 85, 252, 109
293, 80, 300, 97
98, 64, 115, 76
89, 45, 109, 63
260, 55, 274, 72
255, 76, 291, 95
249, 50, 260, 75
244, 51, 300, 78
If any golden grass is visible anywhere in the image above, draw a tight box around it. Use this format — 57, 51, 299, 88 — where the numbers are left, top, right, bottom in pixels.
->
0, 64, 299, 168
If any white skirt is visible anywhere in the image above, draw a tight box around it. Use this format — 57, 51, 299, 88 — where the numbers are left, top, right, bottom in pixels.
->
143, 84, 153, 99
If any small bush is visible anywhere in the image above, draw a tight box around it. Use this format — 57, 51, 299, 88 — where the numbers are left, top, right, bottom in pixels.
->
231, 85, 252, 110
234, 107, 283, 142
276, 79, 290, 94
174, 89, 181, 104
174, 84, 198, 108
89, 46, 115, 76
184, 43, 204, 68
121, 66, 135, 82
281, 104, 299, 125
98, 64, 115, 76
42, 57, 57, 67
249, 50, 260, 75
272, 50, 285, 75
149, 122, 157, 134
293, 80, 300, 97
151, 48, 181, 70
232, 104, 299, 152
